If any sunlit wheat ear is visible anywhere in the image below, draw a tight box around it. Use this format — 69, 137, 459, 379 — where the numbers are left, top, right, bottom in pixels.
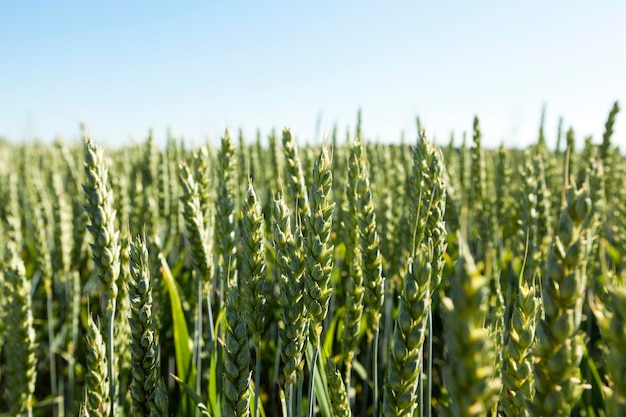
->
71, 192, 90, 272
281, 129, 311, 229
273, 196, 308, 389
83, 134, 121, 416
215, 131, 237, 291
3, 242, 38, 416
302, 147, 335, 346
358, 174, 384, 338
50, 170, 73, 277
32, 188, 53, 284
149, 378, 170, 417
128, 235, 169, 417
495, 144, 516, 248
192, 145, 213, 235
533, 155, 552, 260
114, 233, 132, 381
599, 102, 621, 219
376, 147, 405, 283
240, 179, 269, 350
155, 151, 168, 238
341, 137, 365, 376
529, 182, 595, 417
440, 240, 501, 417
599, 100, 620, 162
4, 173, 23, 248
469, 117, 487, 256
83, 135, 120, 304
326, 356, 352, 417
382, 246, 432, 417
66, 144, 86, 241
85, 315, 110, 417
179, 161, 211, 282
223, 285, 251, 417
591, 286, 626, 417
236, 129, 249, 206
517, 152, 540, 283
407, 132, 447, 288
140, 131, 159, 237
268, 130, 285, 191
160, 141, 176, 245
501, 281, 540, 417
239, 178, 267, 417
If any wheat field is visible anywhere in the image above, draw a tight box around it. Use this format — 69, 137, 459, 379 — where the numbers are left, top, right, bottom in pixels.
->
0, 104, 624, 417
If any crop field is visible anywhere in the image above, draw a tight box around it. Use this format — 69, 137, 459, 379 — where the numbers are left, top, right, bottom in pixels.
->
0, 104, 624, 417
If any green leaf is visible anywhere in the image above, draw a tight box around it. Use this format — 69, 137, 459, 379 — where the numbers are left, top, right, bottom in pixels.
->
352, 358, 368, 382
580, 346, 605, 415
606, 243, 621, 265
172, 374, 212, 417
323, 305, 342, 355
306, 343, 332, 417
208, 307, 226, 417
161, 254, 197, 414
249, 380, 267, 417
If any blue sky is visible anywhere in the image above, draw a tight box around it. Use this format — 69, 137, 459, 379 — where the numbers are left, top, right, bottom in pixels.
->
1, 1, 624, 149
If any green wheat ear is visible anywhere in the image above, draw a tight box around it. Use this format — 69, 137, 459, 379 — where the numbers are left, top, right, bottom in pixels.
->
273, 195, 308, 390
302, 147, 335, 346
282, 128, 311, 227
382, 247, 432, 417
501, 281, 540, 417
83, 133, 121, 416
128, 235, 169, 417
83, 135, 120, 304
358, 173, 384, 338
215, 131, 238, 296
3, 241, 38, 416
341, 137, 365, 377
114, 232, 132, 384
326, 356, 352, 417
599, 100, 620, 162
179, 160, 212, 282
223, 284, 251, 417
50, 170, 73, 277
591, 286, 626, 417
441, 239, 501, 417
240, 179, 269, 350
403, 132, 447, 315
85, 315, 110, 417
239, 179, 268, 417
529, 182, 595, 417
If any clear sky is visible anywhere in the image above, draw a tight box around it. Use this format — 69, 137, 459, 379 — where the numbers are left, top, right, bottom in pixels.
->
2, 1, 625, 149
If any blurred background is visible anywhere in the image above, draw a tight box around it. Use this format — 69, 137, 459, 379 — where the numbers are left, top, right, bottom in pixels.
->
1, 0, 624, 148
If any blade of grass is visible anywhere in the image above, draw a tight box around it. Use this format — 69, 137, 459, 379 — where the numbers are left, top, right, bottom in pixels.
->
248, 381, 267, 417
279, 388, 289, 417
305, 342, 332, 417
161, 254, 197, 414
208, 308, 226, 417
580, 347, 606, 414
172, 374, 212, 417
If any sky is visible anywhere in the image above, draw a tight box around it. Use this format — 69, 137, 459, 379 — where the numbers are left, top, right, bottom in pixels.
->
1, 1, 625, 149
